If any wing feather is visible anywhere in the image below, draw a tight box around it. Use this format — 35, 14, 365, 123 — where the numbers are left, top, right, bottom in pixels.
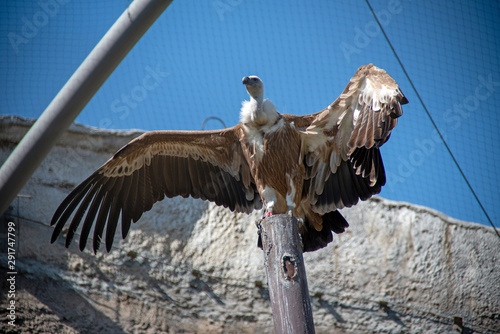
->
104, 190, 121, 248
162, 156, 176, 197
337, 163, 356, 207
65, 182, 101, 248
176, 156, 191, 198
51, 179, 93, 243
90, 190, 111, 251
80, 182, 108, 249
121, 211, 132, 241
125, 168, 139, 219
89, 186, 107, 251
187, 157, 202, 198
51, 125, 260, 252
150, 156, 165, 200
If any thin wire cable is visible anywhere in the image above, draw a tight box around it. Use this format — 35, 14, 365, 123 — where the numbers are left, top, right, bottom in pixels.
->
364, 0, 499, 240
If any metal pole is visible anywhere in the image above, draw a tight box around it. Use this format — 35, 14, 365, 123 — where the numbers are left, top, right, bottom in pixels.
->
0, 0, 174, 216
258, 214, 316, 334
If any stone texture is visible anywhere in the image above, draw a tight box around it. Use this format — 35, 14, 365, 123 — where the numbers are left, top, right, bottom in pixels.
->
1, 116, 499, 333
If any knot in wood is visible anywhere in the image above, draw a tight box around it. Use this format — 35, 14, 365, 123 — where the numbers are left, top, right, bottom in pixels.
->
282, 254, 297, 280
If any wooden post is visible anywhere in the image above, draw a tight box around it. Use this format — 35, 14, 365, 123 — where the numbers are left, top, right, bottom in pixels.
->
257, 214, 315, 334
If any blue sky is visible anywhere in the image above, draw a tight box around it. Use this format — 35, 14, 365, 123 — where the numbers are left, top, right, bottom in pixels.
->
1, 1, 499, 228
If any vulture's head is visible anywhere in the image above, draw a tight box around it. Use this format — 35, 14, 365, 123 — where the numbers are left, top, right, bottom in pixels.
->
242, 76, 264, 100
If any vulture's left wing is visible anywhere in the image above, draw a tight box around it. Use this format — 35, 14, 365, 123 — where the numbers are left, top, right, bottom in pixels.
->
51, 125, 261, 253
302, 64, 408, 214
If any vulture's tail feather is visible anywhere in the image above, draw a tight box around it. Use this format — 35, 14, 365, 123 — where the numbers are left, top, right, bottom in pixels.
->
256, 211, 349, 252
301, 210, 348, 252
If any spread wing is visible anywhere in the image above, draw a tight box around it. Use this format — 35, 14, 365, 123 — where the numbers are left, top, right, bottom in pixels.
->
51, 125, 261, 253
302, 64, 408, 213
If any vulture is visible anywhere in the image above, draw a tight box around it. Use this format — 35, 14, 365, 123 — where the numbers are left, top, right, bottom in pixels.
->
51, 64, 408, 253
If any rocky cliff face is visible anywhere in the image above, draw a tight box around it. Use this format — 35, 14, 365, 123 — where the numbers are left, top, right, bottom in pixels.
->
1, 116, 499, 333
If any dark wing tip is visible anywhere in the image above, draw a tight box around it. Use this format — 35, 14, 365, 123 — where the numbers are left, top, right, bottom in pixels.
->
79, 238, 87, 252
50, 230, 59, 244
398, 89, 409, 105
301, 210, 349, 252
93, 234, 102, 254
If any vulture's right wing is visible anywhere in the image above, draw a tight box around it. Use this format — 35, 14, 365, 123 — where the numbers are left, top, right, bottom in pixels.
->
51, 125, 261, 253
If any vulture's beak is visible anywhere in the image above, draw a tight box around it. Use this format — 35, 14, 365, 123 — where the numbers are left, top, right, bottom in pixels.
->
242, 76, 250, 85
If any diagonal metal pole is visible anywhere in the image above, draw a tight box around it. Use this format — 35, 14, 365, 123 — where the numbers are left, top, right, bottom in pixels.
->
258, 214, 315, 333
0, 0, 174, 216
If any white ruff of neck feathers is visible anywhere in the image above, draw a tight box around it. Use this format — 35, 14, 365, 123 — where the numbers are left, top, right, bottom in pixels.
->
240, 98, 278, 126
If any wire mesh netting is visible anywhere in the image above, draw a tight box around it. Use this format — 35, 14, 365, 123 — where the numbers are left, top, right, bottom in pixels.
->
1, 0, 499, 227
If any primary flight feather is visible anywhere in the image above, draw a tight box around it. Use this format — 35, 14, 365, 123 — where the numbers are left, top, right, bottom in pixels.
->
51, 64, 407, 253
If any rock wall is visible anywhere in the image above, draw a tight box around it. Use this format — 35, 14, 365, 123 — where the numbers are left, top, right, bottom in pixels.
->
1, 116, 499, 333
